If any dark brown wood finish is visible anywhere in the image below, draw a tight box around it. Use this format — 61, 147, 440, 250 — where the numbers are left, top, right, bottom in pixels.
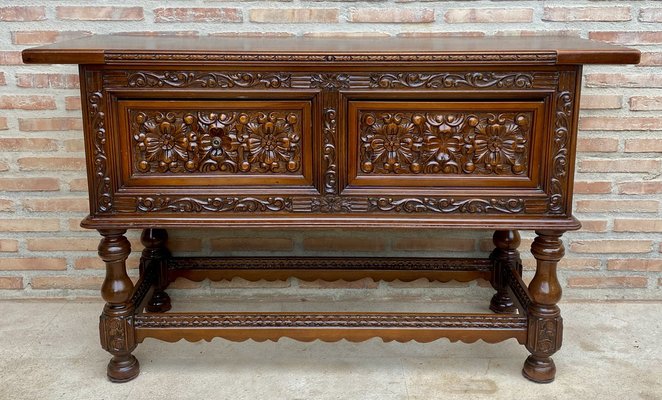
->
22, 36, 639, 384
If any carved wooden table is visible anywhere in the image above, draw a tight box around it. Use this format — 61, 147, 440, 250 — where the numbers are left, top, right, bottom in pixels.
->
22, 36, 639, 384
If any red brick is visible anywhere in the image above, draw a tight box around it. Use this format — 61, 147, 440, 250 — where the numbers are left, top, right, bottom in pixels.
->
56, 6, 144, 21
629, 96, 662, 111
579, 219, 608, 233
570, 240, 652, 254
613, 219, 662, 233
397, 32, 485, 38
392, 238, 475, 252
210, 278, 290, 289
0, 72, 5, 86
0, 199, 15, 212
567, 276, 647, 289
557, 258, 601, 271
350, 8, 434, 23
579, 158, 661, 173
0, 160, 8, 171
63, 139, 85, 152
15, 73, 79, 89
639, 52, 662, 66
0, 138, 58, 151
18, 118, 82, 132
303, 237, 385, 252
27, 238, 99, 252
608, 259, 662, 272
0, 178, 60, 192
576, 137, 618, 152
543, 6, 631, 22
0, 6, 45, 21
299, 278, 378, 289
0, 239, 18, 252
303, 32, 389, 38
573, 181, 612, 194
0, 277, 23, 289
445, 8, 532, 23
0, 117, 7, 130
589, 31, 662, 45
18, 157, 86, 171
154, 8, 241, 23
0, 95, 56, 110
624, 139, 662, 153
617, 181, 662, 194
494, 30, 580, 38
0, 258, 67, 271
0, 52, 22, 65
585, 73, 662, 88
211, 238, 293, 252
639, 8, 662, 22
579, 95, 622, 110
68, 178, 88, 192
63, 96, 81, 111
31, 276, 104, 290
68, 219, 88, 232
250, 9, 338, 23
11, 31, 91, 45
112, 31, 200, 37
74, 256, 140, 270
22, 197, 88, 212
575, 200, 658, 213
579, 117, 662, 131
0, 218, 60, 232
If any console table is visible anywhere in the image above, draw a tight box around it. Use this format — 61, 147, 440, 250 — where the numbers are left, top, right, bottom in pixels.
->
22, 36, 639, 383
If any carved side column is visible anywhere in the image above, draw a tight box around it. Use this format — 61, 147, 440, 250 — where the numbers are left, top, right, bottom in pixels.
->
489, 230, 521, 313
523, 230, 564, 383
141, 228, 172, 313
98, 229, 139, 382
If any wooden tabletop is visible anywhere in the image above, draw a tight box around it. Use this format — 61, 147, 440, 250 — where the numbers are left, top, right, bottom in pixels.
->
21, 35, 640, 65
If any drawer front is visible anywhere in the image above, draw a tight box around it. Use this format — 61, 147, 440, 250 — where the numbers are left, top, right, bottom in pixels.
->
117, 100, 313, 188
348, 101, 546, 189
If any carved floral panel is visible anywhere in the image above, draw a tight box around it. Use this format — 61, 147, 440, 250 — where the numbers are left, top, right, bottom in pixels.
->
130, 109, 303, 174
358, 111, 532, 176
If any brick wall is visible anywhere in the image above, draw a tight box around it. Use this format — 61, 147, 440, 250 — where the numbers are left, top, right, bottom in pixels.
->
0, 1, 660, 300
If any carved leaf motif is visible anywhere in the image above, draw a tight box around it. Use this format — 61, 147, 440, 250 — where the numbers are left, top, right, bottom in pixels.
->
370, 72, 535, 89
549, 72, 574, 214
360, 111, 530, 176
127, 71, 291, 88
132, 110, 302, 174
368, 198, 525, 214
311, 196, 352, 213
310, 74, 350, 90
136, 196, 292, 213
323, 108, 337, 194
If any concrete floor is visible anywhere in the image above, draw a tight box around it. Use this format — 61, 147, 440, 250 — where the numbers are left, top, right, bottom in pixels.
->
0, 299, 660, 400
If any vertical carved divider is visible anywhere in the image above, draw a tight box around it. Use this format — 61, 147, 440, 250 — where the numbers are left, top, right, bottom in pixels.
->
489, 230, 522, 313
523, 230, 565, 383
98, 229, 140, 382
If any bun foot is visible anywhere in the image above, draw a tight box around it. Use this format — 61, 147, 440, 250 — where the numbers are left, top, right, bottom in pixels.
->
107, 354, 140, 383
146, 290, 171, 313
522, 355, 556, 383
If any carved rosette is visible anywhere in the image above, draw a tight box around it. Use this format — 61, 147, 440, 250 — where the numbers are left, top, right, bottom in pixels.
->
311, 73, 351, 90
131, 110, 302, 174
360, 111, 530, 176
527, 314, 563, 355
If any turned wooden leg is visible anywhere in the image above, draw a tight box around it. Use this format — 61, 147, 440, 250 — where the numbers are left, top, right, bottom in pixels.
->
489, 230, 521, 314
98, 229, 139, 383
523, 230, 564, 383
141, 228, 172, 313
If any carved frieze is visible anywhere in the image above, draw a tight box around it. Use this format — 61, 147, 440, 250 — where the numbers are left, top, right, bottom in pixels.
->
359, 111, 531, 176
135, 196, 292, 213
85, 71, 113, 213
126, 71, 291, 88
548, 72, 575, 214
368, 197, 525, 214
131, 110, 303, 174
370, 72, 548, 89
